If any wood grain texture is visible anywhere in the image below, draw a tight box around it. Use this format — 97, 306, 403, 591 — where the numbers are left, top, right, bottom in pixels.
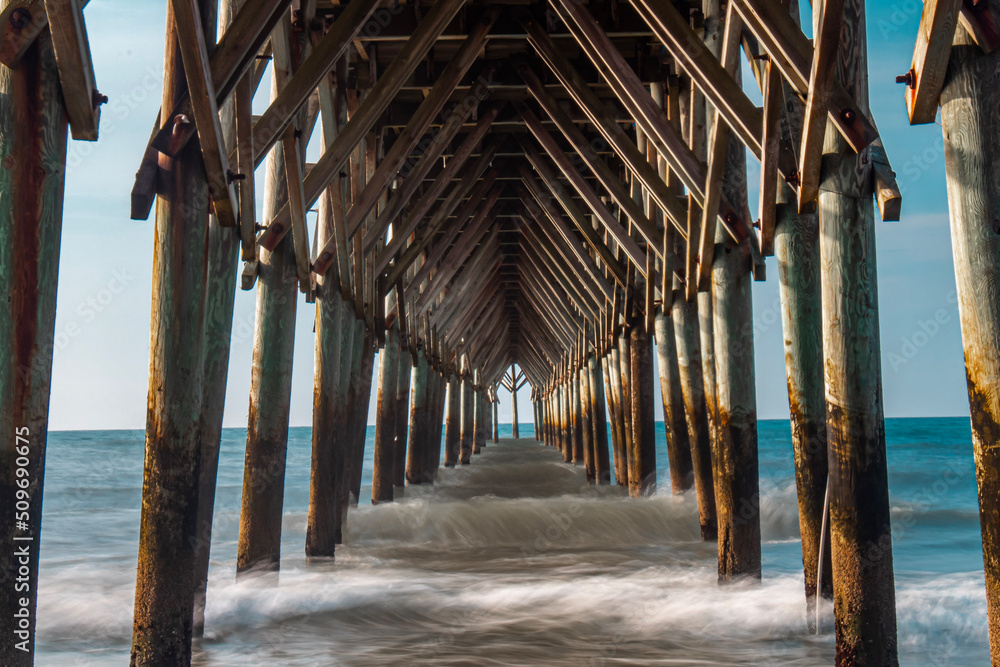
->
940, 19, 1000, 661
0, 23, 67, 667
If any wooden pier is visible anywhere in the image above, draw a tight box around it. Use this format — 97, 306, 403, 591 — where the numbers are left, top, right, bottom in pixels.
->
1, 1, 999, 665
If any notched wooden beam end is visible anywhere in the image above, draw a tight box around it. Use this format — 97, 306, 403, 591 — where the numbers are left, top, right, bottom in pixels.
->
871, 140, 902, 222
130, 133, 160, 221
241, 258, 259, 291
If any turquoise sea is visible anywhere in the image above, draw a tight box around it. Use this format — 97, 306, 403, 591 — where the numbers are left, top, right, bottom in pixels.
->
34, 418, 988, 665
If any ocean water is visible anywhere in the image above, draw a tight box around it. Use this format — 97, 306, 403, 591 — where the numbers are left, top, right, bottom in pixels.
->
34, 418, 989, 665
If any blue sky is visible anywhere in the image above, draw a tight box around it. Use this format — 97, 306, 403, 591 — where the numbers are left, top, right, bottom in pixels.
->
47, 1, 964, 430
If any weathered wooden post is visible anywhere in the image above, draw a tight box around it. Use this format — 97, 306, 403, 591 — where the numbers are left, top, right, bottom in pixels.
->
191, 0, 247, 634
629, 314, 657, 497
130, 2, 213, 662
566, 368, 584, 465
549, 390, 557, 447
775, 188, 832, 611
236, 107, 298, 576
460, 371, 474, 464
373, 324, 401, 503
559, 380, 573, 463
433, 369, 446, 472
393, 341, 412, 486
580, 364, 595, 481
348, 327, 376, 505
406, 348, 431, 484
474, 382, 486, 454
709, 118, 761, 583
589, 354, 612, 484
493, 391, 500, 442
818, 1, 897, 661
424, 366, 444, 479
480, 389, 488, 450
654, 306, 696, 495
618, 335, 635, 484
605, 349, 628, 485
533, 395, 539, 439
511, 367, 521, 438
547, 391, 554, 447
698, 290, 721, 486
306, 230, 348, 557
444, 373, 461, 467
334, 311, 357, 523
672, 291, 718, 540
0, 15, 69, 666
938, 18, 1000, 661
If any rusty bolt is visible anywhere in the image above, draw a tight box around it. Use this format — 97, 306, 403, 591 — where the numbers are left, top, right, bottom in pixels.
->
92, 90, 109, 107
228, 170, 246, 183
840, 108, 856, 123
9, 8, 30, 30
752, 219, 761, 229
896, 69, 916, 89
255, 222, 268, 232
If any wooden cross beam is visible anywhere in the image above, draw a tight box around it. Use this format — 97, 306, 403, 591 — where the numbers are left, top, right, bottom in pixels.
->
516, 175, 615, 302
313, 57, 353, 300
441, 286, 502, 349
414, 202, 503, 312
1, 0, 90, 68
516, 107, 657, 267
393, 170, 501, 289
695, 4, 743, 292
168, 0, 240, 227
518, 226, 602, 320
520, 17, 691, 238
233, 67, 255, 260
430, 259, 504, 331
517, 63, 686, 242
342, 16, 498, 240
247, 0, 382, 167
734, 0, 878, 153
373, 135, 500, 275
758, 56, 783, 256
796, 0, 848, 209
443, 251, 507, 325
257, 0, 468, 256
445, 282, 506, 348
361, 103, 500, 258
521, 13, 754, 251
903, 0, 964, 125
516, 135, 631, 286
518, 254, 588, 335
131, 0, 293, 219
518, 222, 603, 327
518, 293, 573, 364
517, 276, 580, 349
